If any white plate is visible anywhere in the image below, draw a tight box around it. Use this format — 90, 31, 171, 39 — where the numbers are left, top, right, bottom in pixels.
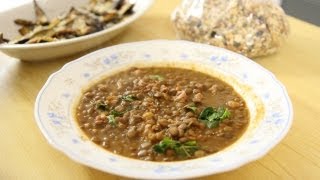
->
34, 40, 293, 179
0, 0, 154, 61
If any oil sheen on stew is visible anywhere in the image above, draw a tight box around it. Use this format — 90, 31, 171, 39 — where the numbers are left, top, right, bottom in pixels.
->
75, 67, 249, 161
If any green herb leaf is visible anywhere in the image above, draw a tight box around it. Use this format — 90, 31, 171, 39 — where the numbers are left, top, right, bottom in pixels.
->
153, 144, 166, 154
106, 109, 124, 127
199, 107, 214, 120
107, 115, 117, 127
179, 140, 198, 157
220, 107, 231, 119
153, 137, 175, 154
153, 137, 199, 157
204, 120, 220, 128
183, 140, 197, 146
95, 102, 108, 111
149, 75, 164, 81
184, 103, 197, 113
110, 109, 124, 117
199, 106, 231, 128
121, 94, 138, 102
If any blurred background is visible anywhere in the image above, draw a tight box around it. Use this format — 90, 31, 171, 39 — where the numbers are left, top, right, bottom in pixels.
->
0, 0, 320, 26
1, 0, 319, 26
282, 0, 320, 25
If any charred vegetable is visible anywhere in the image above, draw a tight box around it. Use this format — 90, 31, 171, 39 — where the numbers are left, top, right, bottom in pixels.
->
0, 0, 135, 45
0, 33, 9, 43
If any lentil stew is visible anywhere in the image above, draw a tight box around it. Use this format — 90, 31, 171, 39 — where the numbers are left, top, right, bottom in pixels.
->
75, 67, 249, 161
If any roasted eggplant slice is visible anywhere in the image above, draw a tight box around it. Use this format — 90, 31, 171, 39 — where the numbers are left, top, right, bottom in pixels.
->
0, 33, 9, 44
33, 0, 49, 25
14, 19, 35, 26
4, 0, 135, 44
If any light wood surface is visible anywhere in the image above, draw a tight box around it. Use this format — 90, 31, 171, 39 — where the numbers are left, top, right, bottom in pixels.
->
1, 0, 320, 179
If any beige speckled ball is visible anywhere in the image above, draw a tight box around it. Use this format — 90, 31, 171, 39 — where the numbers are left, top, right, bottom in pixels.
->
172, 0, 289, 58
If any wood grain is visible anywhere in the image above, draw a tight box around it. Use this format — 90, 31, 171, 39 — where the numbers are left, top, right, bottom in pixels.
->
1, 0, 320, 179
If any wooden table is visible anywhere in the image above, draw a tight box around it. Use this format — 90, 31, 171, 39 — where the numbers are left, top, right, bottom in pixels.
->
1, 0, 320, 179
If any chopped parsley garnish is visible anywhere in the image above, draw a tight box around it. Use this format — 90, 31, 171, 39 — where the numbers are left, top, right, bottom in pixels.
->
149, 75, 164, 81
107, 110, 124, 127
153, 137, 199, 157
107, 115, 117, 127
110, 109, 124, 116
184, 103, 197, 113
199, 106, 231, 128
121, 94, 138, 102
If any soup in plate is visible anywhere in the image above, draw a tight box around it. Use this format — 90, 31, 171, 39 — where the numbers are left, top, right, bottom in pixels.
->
75, 67, 249, 161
